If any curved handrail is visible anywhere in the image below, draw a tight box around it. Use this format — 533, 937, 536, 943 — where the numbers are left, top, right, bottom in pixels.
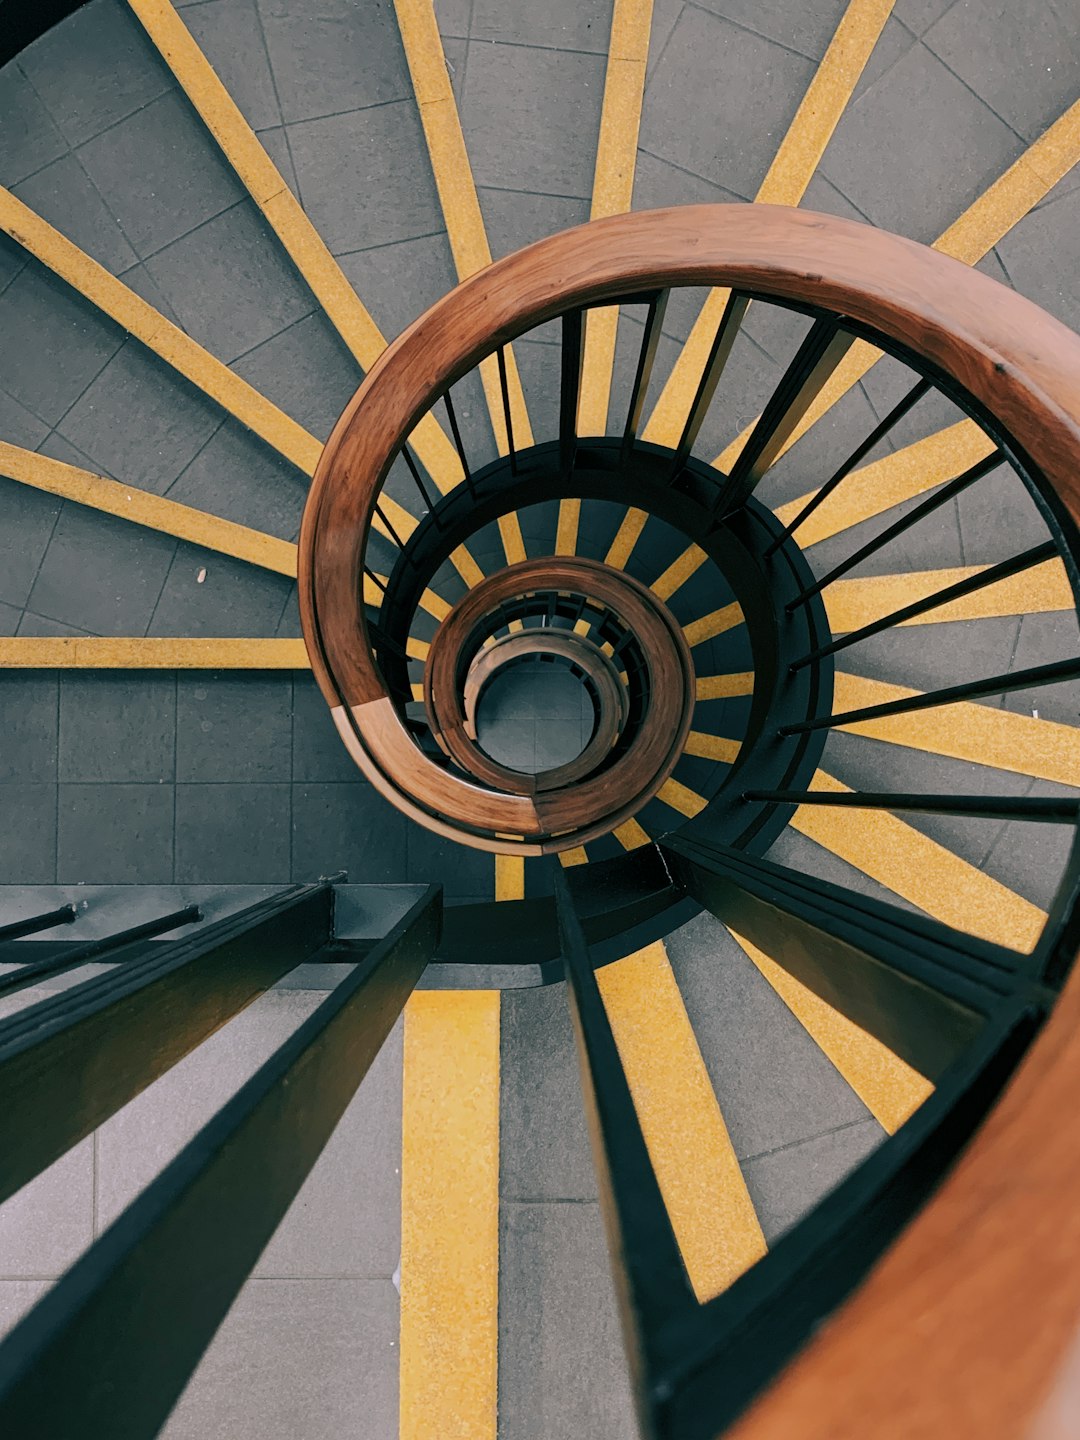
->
299, 203, 1080, 855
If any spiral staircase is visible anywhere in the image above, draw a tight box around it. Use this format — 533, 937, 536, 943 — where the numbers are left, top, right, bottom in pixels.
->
1, 1, 1080, 1436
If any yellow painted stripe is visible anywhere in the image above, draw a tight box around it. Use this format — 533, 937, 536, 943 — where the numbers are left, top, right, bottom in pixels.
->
0, 187, 429, 557
793, 770, 1045, 952
644, 0, 895, 454
0, 187, 320, 474
559, 847, 590, 867
495, 854, 525, 901
729, 929, 933, 1134
824, 558, 1071, 632
400, 990, 499, 1440
127, 0, 384, 368
715, 98, 1080, 472
697, 671, 755, 700
651, 543, 708, 602
597, 942, 767, 1300
657, 778, 707, 817
833, 671, 1080, 788
127, 0, 471, 504
605, 506, 649, 569
577, 0, 654, 436
0, 637, 310, 668
613, 817, 652, 849
773, 421, 996, 548
555, 497, 582, 556
405, 636, 431, 661
683, 602, 744, 647
394, 0, 530, 568
0, 440, 297, 576
684, 732, 741, 763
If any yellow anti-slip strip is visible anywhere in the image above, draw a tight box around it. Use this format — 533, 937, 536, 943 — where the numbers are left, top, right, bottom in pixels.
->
0, 638, 310, 668
597, 942, 767, 1300
394, 0, 529, 568
715, 96, 1080, 473
494, 854, 525, 901
833, 671, 1080, 788
126, 0, 467, 504
400, 991, 500, 1440
0, 440, 298, 577
794, 770, 1045, 953
728, 930, 933, 1135
644, 0, 896, 451
773, 421, 996, 549
566, 0, 655, 551
824, 558, 1071, 632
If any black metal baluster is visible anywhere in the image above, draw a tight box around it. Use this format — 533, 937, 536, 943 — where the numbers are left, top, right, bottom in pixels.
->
764, 378, 932, 558
790, 539, 1058, 670
0, 905, 202, 998
0, 904, 76, 942
443, 388, 474, 493
787, 449, 1002, 610
780, 654, 1080, 734
669, 291, 750, 482
743, 790, 1080, 824
660, 833, 1044, 1077
373, 500, 407, 551
622, 289, 670, 462
0, 888, 440, 1440
554, 869, 697, 1435
399, 444, 438, 513
560, 308, 585, 477
0, 883, 335, 1209
363, 565, 387, 597
711, 318, 853, 517
496, 345, 518, 475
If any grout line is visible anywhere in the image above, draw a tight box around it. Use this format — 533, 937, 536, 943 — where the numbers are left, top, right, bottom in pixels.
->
737, 1115, 877, 1168
681, 0, 821, 63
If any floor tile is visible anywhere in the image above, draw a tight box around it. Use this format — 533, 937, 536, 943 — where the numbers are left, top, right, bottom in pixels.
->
498, 1201, 636, 1440
59, 672, 175, 783
0, 264, 123, 427
148, 544, 294, 637
287, 103, 444, 254
470, 0, 612, 53
177, 673, 292, 782
0, 1137, 94, 1277
174, 782, 292, 882
691, 0, 848, 60
291, 782, 408, 883
461, 43, 604, 196
28, 504, 176, 636
0, 674, 58, 783
740, 1118, 884, 1244
145, 201, 314, 363
13, 153, 138, 275
254, 0, 412, 124
164, 419, 305, 539
0, 65, 66, 188
0, 783, 56, 882
232, 310, 360, 444
57, 781, 174, 883
19, 0, 173, 147
183, 0, 283, 132
58, 343, 222, 495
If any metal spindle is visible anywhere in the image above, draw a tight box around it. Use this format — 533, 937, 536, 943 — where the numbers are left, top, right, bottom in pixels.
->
560, 308, 585, 477
779, 654, 1080, 735
0, 905, 202, 998
669, 290, 749, 481
712, 318, 851, 517
496, 346, 518, 474
400, 444, 438, 513
622, 289, 669, 460
764, 379, 932, 558
0, 904, 77, 942
788, 449, 1002, 610
373, 500, 407, 550
443, 389, 474, 492
790, 539, 1058, 670
744, 790, 1080, 823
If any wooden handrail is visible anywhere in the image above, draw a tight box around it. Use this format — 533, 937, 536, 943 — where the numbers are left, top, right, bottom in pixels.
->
299, 203, 1080, 854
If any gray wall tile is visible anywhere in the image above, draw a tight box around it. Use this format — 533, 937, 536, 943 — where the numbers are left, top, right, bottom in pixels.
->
58, 781, 174, 882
